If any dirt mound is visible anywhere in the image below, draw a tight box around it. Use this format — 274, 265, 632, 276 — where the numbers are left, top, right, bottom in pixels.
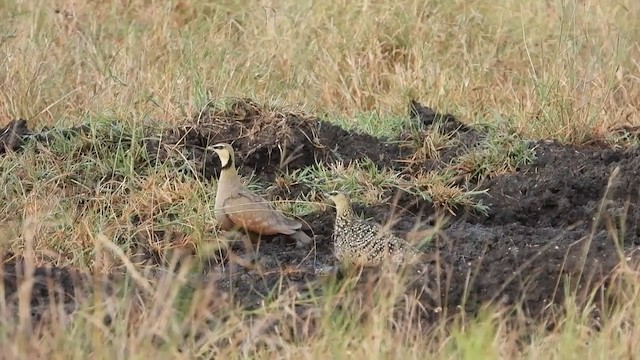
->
1, 101, 416, 185
423, 222, 638, 319
405, 100, 486, 174
474, 141, 640, 233
0, 253, 213, 326
146, 98, 412, 182
205, 208, 640, 325
409, 99, 471, 133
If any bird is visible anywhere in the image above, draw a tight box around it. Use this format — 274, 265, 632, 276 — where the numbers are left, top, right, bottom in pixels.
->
325, 190, 420, 267
208, 142, 313, 247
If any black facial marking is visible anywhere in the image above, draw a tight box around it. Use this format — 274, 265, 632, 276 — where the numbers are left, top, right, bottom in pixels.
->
221, 159, 232, 170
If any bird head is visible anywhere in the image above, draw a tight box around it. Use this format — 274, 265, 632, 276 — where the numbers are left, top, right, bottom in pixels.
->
325, 190, 350, 209
324, 190, 355, 218
209, 143, 235, 170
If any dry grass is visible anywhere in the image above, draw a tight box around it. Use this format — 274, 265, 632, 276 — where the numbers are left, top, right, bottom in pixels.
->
1, 0, 640, 358
2, 218, 640, 359
1, 0, 639, 141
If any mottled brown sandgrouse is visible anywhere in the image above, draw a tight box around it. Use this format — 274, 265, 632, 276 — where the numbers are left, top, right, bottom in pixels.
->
326, 191, 420, 267
209, 143, 312, 247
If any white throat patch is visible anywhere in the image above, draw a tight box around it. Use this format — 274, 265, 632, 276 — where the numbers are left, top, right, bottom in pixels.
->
215, 150, 231, 168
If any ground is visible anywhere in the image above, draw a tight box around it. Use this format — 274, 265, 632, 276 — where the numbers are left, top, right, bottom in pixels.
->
2, 99, 638, 329
2, 1, 640, 357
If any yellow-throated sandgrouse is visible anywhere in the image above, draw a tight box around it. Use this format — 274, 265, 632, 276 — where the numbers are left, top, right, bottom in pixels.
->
209, 143, 312, 247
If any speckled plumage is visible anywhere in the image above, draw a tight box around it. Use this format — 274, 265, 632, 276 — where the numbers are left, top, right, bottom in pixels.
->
327, 191, 420, 266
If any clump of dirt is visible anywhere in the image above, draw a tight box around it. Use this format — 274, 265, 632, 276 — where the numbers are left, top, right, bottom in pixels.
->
146, 98, 413, 182
0, 119, 30, 154
409, 99, 471, 133
405, 100, 487, 174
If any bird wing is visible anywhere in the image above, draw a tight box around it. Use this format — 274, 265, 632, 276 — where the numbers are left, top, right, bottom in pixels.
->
368, 220, 419, 256
222, 191, 301, 235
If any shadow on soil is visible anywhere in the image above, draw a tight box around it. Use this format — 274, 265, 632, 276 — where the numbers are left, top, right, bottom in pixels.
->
1, 99, 640, 330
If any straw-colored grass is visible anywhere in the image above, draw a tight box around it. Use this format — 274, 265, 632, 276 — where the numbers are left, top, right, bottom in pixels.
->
1, 0, 640, 358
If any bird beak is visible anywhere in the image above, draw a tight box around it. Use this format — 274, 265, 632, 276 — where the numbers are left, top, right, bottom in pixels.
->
322, 193, 336, 205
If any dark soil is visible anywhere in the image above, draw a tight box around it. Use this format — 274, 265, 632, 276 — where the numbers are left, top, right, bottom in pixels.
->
146, 98, 415, 183
0, 253, 109, 323
0, 119, 92, 155
2, 100, 640, 330
0, 119, 30, 154
473, 141, 640, 232
201, 126, 640, 323
408, 99, 472, 134
403, 100, 486, 174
